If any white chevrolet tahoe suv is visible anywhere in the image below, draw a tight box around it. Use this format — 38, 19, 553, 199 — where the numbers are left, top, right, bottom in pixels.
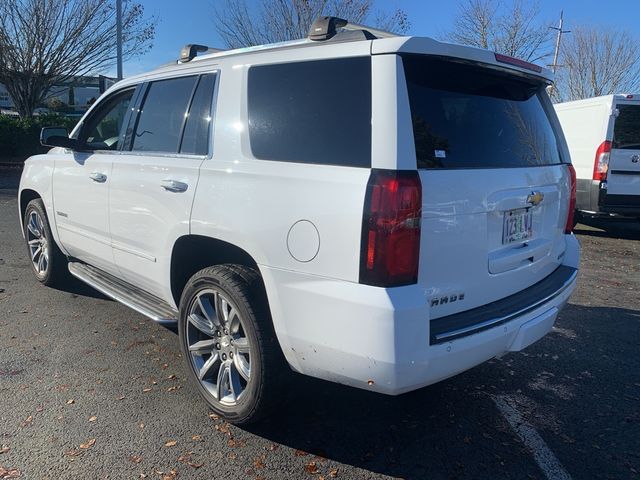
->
19, 17, 580, 424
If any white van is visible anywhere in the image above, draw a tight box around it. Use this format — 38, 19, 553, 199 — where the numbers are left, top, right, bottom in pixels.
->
555, 94, 640, 219
20, 16, 579, 423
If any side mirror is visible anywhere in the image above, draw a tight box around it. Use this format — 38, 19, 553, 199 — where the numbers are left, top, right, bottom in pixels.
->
40, 127, 77, 149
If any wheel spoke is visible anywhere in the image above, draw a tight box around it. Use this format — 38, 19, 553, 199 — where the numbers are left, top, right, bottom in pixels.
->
28, 239, 40, 246
234, 337, 250, 354
198, 353, 219, 380
189, 338, 216, 355
37, 252, 45, 273
229, 362, 243, 399
215, 293, 229, 328
197, 294, 219, 327
188, 313, 215, 336
27, 219, 40, 238
31, 246, 42, 261
216, 362, 230, 400
233, 353, 250, 382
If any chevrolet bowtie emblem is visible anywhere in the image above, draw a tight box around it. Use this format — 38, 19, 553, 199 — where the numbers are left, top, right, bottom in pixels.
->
527, 191, 544, 206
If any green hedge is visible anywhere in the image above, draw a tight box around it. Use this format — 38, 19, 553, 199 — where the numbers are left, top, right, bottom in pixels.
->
0, 114, 79, 162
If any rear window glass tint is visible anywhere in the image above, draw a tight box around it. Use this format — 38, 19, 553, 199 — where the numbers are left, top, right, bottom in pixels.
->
180, 74, 216, 155
403, 56, 562, 169
613, 104, 640, 150
248, 57, 371, 167
132, 76, 197, 153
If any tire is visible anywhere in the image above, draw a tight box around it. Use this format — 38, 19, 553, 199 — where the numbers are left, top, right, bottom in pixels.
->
178, 264, 287, 424
23, 198, 69, 286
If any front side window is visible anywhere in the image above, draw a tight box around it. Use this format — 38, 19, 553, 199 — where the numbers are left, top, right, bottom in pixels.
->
82, 89, 134, 150
131, 76, 198, 153
404, 55, 562, 169
247, 57, 371, 168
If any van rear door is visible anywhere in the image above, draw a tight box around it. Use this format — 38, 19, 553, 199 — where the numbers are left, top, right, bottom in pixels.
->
401, 55, 573, 323
607, 100, 640, 197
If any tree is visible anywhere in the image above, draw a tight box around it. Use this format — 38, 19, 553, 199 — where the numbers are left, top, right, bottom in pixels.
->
446, 0, 552, 63
214, 0, 410, 49
0, 0, 156, 118
555, 27, 640, 102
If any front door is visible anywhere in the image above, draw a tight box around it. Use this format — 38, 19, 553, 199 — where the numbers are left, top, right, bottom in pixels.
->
52, 87, 136, 274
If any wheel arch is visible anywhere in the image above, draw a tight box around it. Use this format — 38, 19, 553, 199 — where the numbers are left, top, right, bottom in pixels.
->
19, 189, 43, 237
170, 235, 260, 307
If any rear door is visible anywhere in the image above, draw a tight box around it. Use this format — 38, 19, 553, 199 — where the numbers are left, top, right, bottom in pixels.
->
109, 73, 217, 302
607, 101, 640, 196
402, 55, 572, 317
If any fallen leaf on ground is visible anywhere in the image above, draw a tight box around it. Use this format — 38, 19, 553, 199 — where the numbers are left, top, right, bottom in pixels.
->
227, 438, 245, 448
0, 446, 9, 454
66, 399, 74, 405
129, 455, 142, 464
294, 449, 308, 457
88, 416, 97, 422
164, 440, 177, 447
138, 422, 145, 430
178, 453, 203, 469
208, 412, 220, 420
191, 435, 202, 441
329, 468, 338, 478
305, 462, 319, 474
0, 466, 21, 478
117, 395, 125, 401
227, 452, 237, 460
167, 374, 177, 380
36, 405, 44, 412
166, 386, 180, 392
253, 456, 266, 469
20, 416, 33, 427
142, 388, 152, 393
79, 438, 96, 449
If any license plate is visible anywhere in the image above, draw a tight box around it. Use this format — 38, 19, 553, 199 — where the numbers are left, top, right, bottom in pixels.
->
502, 208, 533, 244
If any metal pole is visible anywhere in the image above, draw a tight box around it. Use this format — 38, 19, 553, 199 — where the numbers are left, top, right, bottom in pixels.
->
116, 0, 123, 80
549, 10, 570, 73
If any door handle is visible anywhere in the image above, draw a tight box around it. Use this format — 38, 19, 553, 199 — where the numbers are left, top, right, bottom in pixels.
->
89, 172, 107, 183
161, 179, 188, 193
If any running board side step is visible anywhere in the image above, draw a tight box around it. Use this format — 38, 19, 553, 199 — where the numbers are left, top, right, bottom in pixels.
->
68, 262, 178, 326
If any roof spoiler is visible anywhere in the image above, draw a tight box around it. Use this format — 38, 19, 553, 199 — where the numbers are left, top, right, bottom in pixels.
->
308, 16, 398, 41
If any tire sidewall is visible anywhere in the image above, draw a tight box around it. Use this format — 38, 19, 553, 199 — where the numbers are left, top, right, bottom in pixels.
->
178, 270, 263, 423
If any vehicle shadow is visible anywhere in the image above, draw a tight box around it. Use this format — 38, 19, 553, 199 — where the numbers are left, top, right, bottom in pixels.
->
51, 274, 113, 301
574, 218, 640, 241
243, 303, 640, 479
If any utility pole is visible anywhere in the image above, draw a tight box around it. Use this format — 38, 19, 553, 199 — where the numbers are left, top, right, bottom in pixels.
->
116, 0, 123, 80
549, 10, 570, 73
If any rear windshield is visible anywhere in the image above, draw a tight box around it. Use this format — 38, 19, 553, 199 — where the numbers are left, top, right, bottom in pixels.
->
403, 55, 562, 169
613, 104, 640, 150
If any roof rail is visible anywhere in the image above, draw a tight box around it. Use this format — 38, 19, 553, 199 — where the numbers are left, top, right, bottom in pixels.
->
308, 16, 398, 41
179, 44, 225, 63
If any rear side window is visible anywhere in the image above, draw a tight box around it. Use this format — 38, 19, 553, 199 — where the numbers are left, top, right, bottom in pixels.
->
132, 76, 198, 153
180, 74, 216, 155
403, 56, 562, 169
247, 57, 371, 168
613, 104, 640, 149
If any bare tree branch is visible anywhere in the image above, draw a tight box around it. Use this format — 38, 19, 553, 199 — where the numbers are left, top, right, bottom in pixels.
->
445, 0, 552, 63
213, 0, 410, 49
0, 0, 156, 118
554, 27, 640, 101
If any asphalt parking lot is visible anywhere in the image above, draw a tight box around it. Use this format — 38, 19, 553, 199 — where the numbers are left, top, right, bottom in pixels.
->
1, 169, 639, 480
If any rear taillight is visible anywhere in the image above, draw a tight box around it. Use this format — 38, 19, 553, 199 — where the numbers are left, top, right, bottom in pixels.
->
359, 169, 422, 287
565, 164, 577, 233
593, 140, 611, 181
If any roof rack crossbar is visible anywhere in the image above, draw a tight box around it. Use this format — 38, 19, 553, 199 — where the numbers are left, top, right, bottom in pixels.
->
308, 16, 398, 41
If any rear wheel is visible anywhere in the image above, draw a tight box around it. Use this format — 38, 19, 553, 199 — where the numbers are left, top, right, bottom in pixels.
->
178, 265, 286, 424
23, 199, 68, 286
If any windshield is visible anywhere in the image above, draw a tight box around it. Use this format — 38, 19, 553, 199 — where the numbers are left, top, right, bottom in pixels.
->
403, 55, 563, 169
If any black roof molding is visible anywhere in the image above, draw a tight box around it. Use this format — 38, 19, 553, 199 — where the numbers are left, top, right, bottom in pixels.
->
179, 44, 225, 63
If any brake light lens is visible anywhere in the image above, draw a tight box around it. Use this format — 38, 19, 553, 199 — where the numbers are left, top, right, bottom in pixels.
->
360, 170, 422, 287
494, 53, 543, 73
593, 140, 611, 181
565, 164, 577, 233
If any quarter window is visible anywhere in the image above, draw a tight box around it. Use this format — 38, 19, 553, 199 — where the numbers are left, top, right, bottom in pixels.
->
247, 57, 371, 167
131, 76, 198, 153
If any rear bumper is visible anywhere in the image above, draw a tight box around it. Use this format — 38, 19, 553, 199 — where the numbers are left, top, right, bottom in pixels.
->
260, 235, 580, 395
577, 178, 640, 216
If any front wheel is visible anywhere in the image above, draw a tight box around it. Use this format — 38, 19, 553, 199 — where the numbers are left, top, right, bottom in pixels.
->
23, 199, 69, 286
178, 265, 286, 424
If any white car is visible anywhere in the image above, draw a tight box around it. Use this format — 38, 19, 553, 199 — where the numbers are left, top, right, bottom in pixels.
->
555, 94, 640, 220
19, 17, 580, 424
